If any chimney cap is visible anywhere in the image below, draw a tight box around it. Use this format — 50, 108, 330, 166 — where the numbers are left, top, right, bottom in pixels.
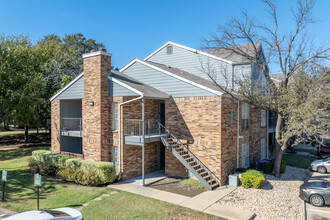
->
83, 49, 112, 59
90, 49, 97, 53
98, 48, 106, 52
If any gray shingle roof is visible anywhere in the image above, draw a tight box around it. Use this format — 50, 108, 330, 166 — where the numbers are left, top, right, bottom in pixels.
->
203, 42, 261, 63
143, 60, 225, 94
110, 70, 170, 99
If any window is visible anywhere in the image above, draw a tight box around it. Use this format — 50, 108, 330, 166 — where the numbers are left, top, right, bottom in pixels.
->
260, 138, 266, 160
261, 110, 266, 127
166, 45, 173, 55
241, 103, 249, 130
112, 146, 118, 173
230, 111, 234, 124
112, 102, 118, 130
241, 143, 249, 168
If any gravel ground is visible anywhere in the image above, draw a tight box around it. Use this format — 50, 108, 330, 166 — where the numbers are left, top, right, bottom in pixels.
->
218, 166, 311, 220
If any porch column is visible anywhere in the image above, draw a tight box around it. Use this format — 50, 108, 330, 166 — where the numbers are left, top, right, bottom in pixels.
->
142, 98, 145, 186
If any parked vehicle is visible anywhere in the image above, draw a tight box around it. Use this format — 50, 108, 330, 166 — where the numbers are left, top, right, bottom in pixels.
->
317, 140, 330, 156
318, 154, 330, 159
310, 158, 330, 174
300, 181, 330, 206
4, 208, 83, 220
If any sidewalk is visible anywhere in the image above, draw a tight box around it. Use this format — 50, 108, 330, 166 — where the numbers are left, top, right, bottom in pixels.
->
0, 207, 17, 219
108, 181, 256, 220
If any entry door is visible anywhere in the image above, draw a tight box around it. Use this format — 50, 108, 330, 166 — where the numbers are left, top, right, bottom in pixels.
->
112, 146, 118, 173
261, 138, 266, 160
241, 143, 249, 168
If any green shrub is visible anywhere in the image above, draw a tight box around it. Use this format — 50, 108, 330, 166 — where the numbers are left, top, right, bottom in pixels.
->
236, 167, 249, 172
240, 170, 265, 188
263, 162, 273, 174
29, 150, 116, 185
262, 159, 286, 174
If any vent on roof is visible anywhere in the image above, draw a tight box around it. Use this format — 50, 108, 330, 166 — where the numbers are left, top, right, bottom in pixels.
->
166, 45, 173, 55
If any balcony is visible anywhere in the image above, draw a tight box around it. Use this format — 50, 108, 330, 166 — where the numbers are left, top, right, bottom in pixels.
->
123, 119, 167, 145
60, 118, 82, 137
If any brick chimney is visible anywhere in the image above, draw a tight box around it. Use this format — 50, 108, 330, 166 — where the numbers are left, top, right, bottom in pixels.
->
82, 48, 112, 161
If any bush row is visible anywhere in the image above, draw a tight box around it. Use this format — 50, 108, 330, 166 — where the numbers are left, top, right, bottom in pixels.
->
29, 150, 116, 186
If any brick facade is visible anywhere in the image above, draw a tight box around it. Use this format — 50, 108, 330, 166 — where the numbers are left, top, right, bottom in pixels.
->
82, 52, 111, 161
165, 96, 222, 178
51, 100, 61, 153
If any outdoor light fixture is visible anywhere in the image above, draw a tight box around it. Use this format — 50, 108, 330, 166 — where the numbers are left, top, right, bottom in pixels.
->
89, 101, 94, 106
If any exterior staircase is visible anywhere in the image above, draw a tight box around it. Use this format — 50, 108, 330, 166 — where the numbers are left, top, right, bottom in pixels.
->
159, 124, 220, 190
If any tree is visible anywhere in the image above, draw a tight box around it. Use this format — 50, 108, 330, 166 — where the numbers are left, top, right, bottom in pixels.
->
202, 0, 329, 177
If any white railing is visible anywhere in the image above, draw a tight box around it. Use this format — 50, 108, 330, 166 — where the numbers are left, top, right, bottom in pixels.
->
61, 118, 82, 134
124, 119, 163, 136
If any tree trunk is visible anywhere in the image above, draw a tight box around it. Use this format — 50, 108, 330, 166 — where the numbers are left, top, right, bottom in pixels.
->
273, 114, 284, 177
24, 125, 29, 143
37, 126, 39, 134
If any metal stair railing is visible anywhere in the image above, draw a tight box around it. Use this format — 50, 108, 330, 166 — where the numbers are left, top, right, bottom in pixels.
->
159, 123, 221, 190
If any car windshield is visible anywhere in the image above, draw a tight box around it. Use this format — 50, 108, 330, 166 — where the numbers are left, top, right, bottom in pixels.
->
321, 181, 330, 188
41, 210, 70, 217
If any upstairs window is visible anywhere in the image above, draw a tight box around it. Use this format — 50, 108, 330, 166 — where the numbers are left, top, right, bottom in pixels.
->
166, 45, 173, 55
112, 102, 118, 131
230, 111, 234, 124
261, 109, 266, 127
242, 103, 249, 130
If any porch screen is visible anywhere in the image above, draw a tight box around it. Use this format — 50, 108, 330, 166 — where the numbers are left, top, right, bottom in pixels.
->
112, 102, 118, 130
241, 143, 249, 168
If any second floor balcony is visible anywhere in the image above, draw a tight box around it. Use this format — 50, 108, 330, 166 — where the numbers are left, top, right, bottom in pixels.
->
60, 118, 82, 137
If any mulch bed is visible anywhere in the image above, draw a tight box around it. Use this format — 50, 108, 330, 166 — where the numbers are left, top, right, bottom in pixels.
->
148, 177, 207, 197
0, 133, 50, 150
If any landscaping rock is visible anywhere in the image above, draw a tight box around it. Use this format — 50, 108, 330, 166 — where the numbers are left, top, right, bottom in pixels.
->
218, 166, 310, 220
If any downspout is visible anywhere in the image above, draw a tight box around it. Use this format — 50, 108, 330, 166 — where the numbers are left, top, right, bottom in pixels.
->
142, 98, 145, 186
118, 95, 144, 180
237, 101, 240, 168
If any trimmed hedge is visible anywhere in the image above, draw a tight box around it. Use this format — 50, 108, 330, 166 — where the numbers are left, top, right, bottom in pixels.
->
29, 150, 116, 186
240, 170, 265, 188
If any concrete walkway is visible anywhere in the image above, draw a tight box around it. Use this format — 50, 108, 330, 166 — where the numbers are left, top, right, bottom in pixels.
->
121, 170, 166, 186
109, 180, 256, 220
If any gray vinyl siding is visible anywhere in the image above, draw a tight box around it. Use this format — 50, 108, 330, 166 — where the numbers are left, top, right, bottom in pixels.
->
233, 64, 252, 89
56, 76, 84, 100
147, 44, 234, 88
122, 62, 216, 97
108, 80, 138, 97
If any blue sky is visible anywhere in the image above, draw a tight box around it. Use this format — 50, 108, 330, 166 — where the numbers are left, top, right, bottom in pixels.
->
0, 0, 329, 73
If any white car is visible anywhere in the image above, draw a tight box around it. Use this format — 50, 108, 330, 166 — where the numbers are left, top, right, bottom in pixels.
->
311, 158, 330, 173
4, 208, 83, 220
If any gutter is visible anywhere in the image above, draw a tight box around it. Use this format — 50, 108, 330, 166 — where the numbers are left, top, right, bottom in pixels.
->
118, 95, 144, 180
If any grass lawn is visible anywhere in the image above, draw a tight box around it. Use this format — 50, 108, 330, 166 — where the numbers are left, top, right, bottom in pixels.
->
283, 154, 316, 169
296, 148, 317, 155
0, 147, 220, 219
0, 129, 48, 138
81, 190, 220, 220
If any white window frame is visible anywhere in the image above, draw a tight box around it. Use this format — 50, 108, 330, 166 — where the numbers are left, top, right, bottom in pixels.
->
112, 102, 118, 131
241, 143, 249, 168
242, 103, 249, 130
261, 109, 266, 127
260, 138, 266, 160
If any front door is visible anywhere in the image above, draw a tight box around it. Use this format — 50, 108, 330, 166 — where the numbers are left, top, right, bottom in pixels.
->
158, 143, 165, 170
112, 146, 118, 173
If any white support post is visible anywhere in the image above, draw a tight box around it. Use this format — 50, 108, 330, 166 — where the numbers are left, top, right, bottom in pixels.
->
142, 98, 145, 186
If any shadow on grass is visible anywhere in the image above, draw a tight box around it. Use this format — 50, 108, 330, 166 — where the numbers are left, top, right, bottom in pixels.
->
0, 147, 50, 161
